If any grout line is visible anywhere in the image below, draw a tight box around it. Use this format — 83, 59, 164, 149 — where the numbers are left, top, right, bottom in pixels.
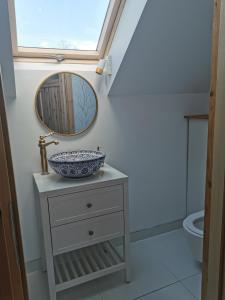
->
179, 273, 202, 300
156, 255, 202, 283
180, 280, 200, 300
98, 264, 202, 299
179, 271, 202, 282
167, 269, 202, 283
97, 231, 202, 300
133, 276, 201, 300
133, 281, 180, 300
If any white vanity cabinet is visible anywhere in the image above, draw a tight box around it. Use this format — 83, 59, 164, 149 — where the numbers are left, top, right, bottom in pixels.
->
33, 164, 130, 300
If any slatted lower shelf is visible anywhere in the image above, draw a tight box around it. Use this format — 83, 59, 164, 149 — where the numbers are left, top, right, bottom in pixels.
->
54, 241, 125, 292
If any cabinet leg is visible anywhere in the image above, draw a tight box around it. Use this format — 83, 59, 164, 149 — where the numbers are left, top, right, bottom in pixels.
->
124, 233, 131, 283
123, 181, 131, 283
125, 267, 131, 283
49, 289, 57, 300
41, 257, 47, 272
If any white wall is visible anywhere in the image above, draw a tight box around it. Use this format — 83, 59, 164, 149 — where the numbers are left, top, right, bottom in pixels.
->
110, 0, 213, 96
107, 0, 147, 94
187, 120, 208, 214
5, 63, 208, 262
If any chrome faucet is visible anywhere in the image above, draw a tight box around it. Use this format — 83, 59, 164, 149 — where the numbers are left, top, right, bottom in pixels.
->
38, 132, 59, 175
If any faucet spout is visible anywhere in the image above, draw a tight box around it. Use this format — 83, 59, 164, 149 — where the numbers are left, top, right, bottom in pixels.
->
45, 140, 59, 147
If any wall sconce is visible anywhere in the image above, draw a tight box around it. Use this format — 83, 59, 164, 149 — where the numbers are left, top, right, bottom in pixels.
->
96, 56, 112, 75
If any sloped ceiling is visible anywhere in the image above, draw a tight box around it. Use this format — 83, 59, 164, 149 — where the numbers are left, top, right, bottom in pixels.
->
109, 0, 214, 96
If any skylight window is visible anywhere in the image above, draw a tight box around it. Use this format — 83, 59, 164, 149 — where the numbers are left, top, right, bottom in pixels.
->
8, 0, 125, 60
14, 0, 109, 51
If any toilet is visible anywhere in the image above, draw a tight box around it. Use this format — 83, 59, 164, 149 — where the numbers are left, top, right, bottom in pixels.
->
183, 210, 204, 262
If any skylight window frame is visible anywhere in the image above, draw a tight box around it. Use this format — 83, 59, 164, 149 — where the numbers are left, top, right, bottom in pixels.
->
7, 0, 125, 61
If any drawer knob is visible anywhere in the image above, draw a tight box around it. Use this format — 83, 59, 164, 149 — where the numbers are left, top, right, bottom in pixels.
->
86, 203, 92, 208
89, 230, 94, 236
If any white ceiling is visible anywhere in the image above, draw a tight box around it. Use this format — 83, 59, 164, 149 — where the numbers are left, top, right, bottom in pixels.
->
109, 0, 214, 96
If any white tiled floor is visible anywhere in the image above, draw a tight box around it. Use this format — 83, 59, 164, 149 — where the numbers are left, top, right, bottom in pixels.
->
181, 274, 202, 300
138, 283, 196, 300
27, 229, 202, 300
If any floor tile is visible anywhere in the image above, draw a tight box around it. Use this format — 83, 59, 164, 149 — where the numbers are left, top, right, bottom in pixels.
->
139, 229, 202, 280
182, 274, 202, 300
96, 242, 177, 300
27, 271, 101, 300
58, 283, 100, 300
138, 282, 196, 300
27, 229, 202, 300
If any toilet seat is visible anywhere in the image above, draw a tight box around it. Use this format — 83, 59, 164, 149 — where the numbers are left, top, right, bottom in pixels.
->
183, 210, 204, 237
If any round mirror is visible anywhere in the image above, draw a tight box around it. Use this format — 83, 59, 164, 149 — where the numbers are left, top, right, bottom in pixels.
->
35, 72, 98, 135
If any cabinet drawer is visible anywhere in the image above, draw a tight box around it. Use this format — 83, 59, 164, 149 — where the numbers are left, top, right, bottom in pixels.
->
48, 185, 123, 226
51, 212, 124, 255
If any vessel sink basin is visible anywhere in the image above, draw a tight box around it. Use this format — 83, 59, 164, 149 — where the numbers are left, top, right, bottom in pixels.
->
48, 150, 106, 178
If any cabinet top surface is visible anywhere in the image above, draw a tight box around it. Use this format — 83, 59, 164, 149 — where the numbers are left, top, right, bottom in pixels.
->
33, 164, 128, 194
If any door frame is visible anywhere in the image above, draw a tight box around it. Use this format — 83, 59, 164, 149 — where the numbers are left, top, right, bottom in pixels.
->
201, 0, 225, 299
0, 73, 28, 300
2, 0, 225, 299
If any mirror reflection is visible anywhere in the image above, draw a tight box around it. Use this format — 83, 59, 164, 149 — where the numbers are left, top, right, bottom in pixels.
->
35, 72, 98, 135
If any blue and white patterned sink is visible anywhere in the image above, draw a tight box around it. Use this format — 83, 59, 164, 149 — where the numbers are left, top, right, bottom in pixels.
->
48, 150, 106, 178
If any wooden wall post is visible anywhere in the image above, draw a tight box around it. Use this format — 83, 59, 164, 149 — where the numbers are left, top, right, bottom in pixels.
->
202, 0, 225, 299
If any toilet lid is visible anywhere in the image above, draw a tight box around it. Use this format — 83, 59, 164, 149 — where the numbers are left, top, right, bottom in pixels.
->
183, 210, 204, 237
